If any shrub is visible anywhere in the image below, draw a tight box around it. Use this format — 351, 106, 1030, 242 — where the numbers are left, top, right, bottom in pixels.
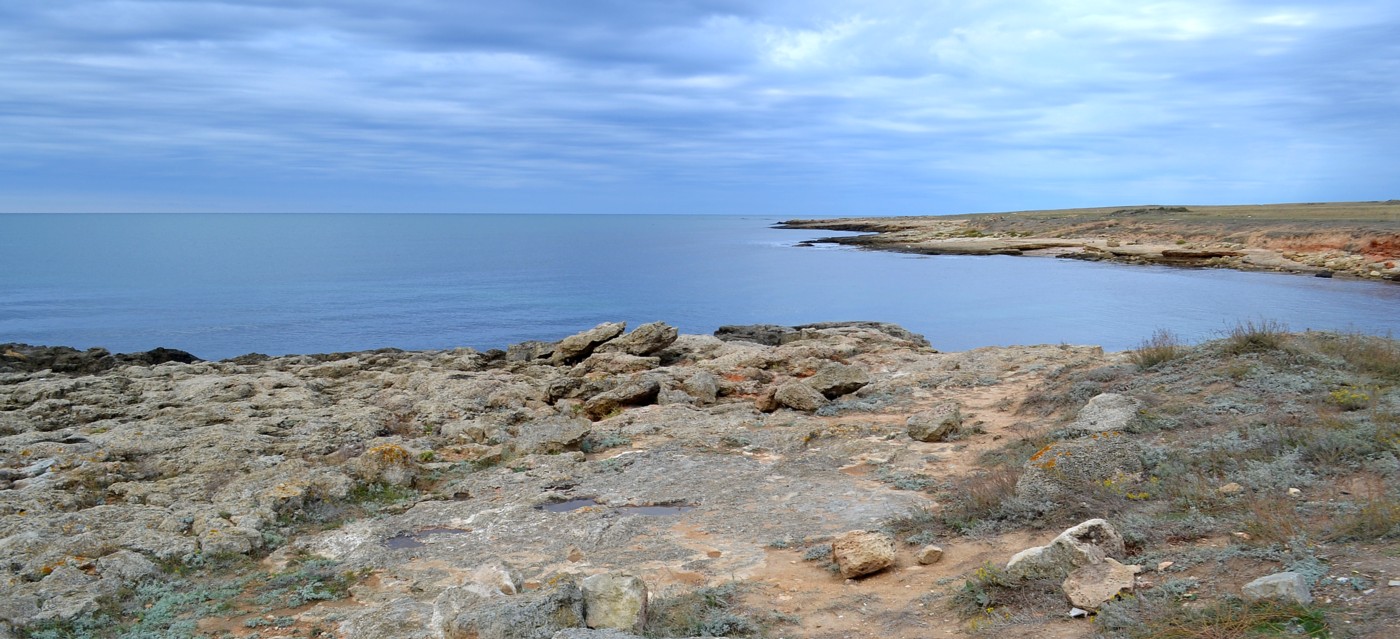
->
1327, 387, 1371, 411
1223, 319, 1289, 355
1131, 329, 1185, 369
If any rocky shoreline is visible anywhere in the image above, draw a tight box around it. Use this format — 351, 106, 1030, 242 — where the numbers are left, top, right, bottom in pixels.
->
778, 201, 1400, 282
3, 321, 1399, 638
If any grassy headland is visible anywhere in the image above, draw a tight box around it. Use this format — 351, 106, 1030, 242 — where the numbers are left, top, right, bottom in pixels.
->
778, 201, 1400, 281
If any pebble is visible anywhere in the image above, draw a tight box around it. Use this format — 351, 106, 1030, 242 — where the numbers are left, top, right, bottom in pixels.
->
1389, 579, 1400, 587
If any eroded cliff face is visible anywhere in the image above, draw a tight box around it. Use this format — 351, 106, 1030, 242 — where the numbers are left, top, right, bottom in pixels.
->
3, 323, 1397, 639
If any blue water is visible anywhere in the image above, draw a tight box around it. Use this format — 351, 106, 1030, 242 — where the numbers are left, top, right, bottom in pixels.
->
1, 214, 1398, 359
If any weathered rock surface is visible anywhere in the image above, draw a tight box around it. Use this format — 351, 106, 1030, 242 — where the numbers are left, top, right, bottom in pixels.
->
1016, 432, 1145, 502
551, 323, 627, 365
832, 530, 896, 578
774, 382, 828, 411
581, 573, 647, 632
595, 322, 678, 357
0, 321, 1115, 635
1006, 519, 1126, 580
1242, 572, 1312, 605
1062, 557, 1141, 610
583, 379, 661, 421
907, 403, 961, 442
1064, 393, 1140, 434
805, 362, 870, 398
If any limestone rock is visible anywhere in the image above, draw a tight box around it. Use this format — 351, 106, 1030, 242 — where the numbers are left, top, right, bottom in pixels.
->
577, 352, 660, 375
680, 371, 719, 404
916, 545, 944, 565
1065, 393, 1140, 434
513, 417, 591, 455
1218, 482, 1245, 496
754, 386, 781, 413
581, 573, 647, 632
1242, 572, 1312, 605
1006, 519, 1125, 580
1062, 558, 1141, 610
551, 323, 627, 365
450, 577, 586, 639
774, 382, 827, 412
466, 562, 524, 597
508, 340, 556, 363
805, 363, 870, 398
907, 403, 961, 442
832, 530, 896, 578
595, 322, 678, 356
1016, 432, 1144, 502
582, 379, 660, 421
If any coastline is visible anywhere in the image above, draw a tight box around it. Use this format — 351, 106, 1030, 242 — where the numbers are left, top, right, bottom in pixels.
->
4, 321, 1399, 637
777, 200, 1400, 282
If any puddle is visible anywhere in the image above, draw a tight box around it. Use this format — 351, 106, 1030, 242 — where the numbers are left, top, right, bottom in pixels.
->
541, 498, 599, 512
385, 527, 471, 549
616, 505, 696, 517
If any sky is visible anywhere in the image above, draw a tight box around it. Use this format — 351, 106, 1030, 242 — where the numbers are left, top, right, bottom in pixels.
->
2, 0, 1398, 215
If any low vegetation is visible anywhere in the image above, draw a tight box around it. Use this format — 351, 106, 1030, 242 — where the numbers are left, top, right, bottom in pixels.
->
887, 327, 1400, 637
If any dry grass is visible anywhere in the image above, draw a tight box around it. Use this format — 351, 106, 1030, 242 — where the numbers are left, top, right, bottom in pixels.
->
1315, 332, 1400, 380
1131, 329, 1186, 370
1223, 320, 1290, 355
1098, 598, 1329, 639
1330, 479, 1400, 541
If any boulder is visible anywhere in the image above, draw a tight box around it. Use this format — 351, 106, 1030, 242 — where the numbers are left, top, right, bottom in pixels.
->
1064, 393, 1140, 435
754, 386, 781, 413
1016, 432, 1144, 502
907, 403, 961, 442
679, 371, 719, 404
805, 362, 870, 398
449, 577, 586, 639
581, 573, 647, 632
1242, 572, 1312, 605
508, 340, 556, 363
551, 323, 627, 365
511, 417, 592, 455
595, 322, 678, 356
832, 530, 896, 578
774, 382, 827, 412
1062, 558, 1141, 610
1006, 519, 1126, 580
916, 545, 944, 565
582, 380, 660, 421
577, 353, 659, 375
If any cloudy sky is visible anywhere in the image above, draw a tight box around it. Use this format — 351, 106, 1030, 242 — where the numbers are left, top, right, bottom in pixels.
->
2, 1, 1397, 214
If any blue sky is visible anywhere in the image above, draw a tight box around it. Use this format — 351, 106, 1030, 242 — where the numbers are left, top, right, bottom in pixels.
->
2, 0, 1397, 214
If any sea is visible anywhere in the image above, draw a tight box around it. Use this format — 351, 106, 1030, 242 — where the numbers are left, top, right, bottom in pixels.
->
2, 214, 1398, 360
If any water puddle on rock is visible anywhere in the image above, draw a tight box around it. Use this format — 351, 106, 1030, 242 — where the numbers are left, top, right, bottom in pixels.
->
616, 505, 696, 517
385, 527, 471, 549
541, 498, 600, 512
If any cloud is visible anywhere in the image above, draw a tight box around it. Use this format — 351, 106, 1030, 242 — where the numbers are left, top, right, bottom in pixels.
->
1, 0, 1397, 213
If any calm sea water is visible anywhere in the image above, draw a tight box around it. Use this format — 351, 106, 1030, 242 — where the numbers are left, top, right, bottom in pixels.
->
2, 214, 1398, 359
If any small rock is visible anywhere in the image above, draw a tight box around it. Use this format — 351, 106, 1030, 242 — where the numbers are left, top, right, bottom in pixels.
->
832, 530, 896, 578
581, 573, 647, 632
907, 403, 961, 442
916, 545, 944, 565
1288, 487, 1302, 498
466, 562, 523, 597
754, 386, 781, 413
804, 362, 870, 398
1156, 561, 1174, 572
1063, 558, 1141, 610
1065, 393, 1140, 434
1242, 572, 1312, 606
1388, 579, 1399, 587
583, 379, 660, 421
1006, 519, 1126, 580
679, 371, 719, 404
1069, 607, 1090, 618
774, 382, 827, 412
1218, 482, 1245, 496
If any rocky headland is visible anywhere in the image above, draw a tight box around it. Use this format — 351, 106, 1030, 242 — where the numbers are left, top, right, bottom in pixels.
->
778, 201, 1400, 281
2, 321, 1399, 638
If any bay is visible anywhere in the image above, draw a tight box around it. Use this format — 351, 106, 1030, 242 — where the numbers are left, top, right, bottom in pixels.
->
1, 213, 1397, 359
